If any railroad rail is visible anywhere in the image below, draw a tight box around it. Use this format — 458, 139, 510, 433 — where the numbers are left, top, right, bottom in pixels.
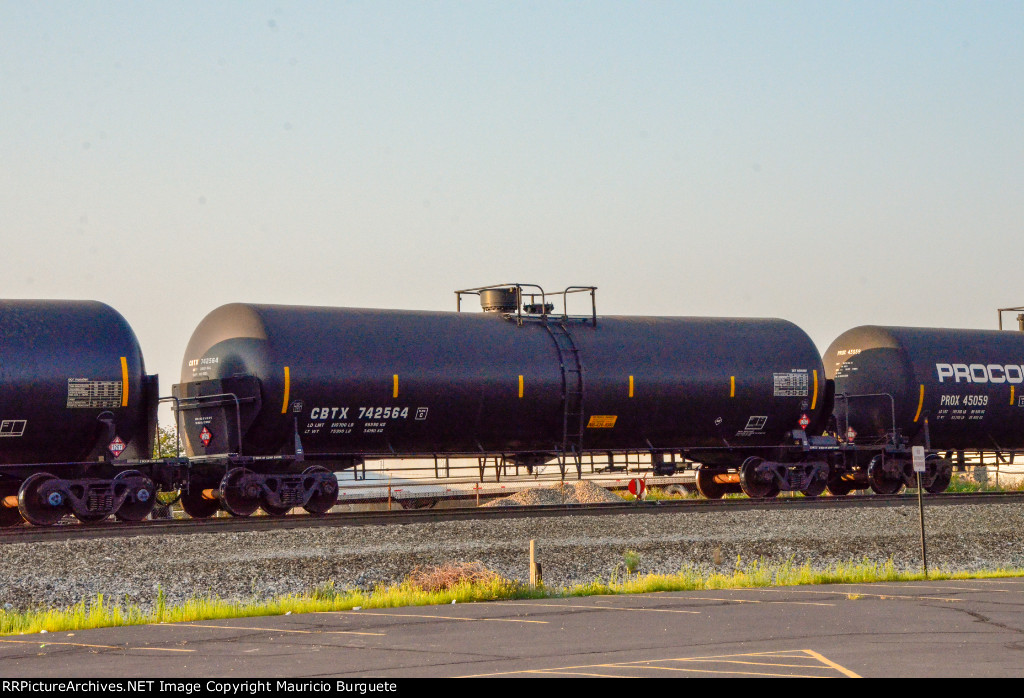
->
2, 491, 1022, 544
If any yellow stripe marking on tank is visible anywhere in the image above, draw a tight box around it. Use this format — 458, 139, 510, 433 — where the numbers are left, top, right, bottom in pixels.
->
628, 375, 634, 398
730, 376, 735, 397
913, 384, 925, 423
811, 370, 819, 410
393, 374, 399, 398
1012, 385, 1016, 406
120, 357, 129, 407
280, 366, 290, 414
518, 375, 524, 398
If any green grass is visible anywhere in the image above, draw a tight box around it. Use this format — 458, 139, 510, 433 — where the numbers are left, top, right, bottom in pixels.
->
944, 473, 1024, 493
0, 576, 544, 637
4, 557, 1024, 638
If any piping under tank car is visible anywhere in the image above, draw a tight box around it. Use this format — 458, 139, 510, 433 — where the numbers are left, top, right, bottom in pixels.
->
170, 284, 835, 517
0, 300, 185, 526
822, 324, 1024, 496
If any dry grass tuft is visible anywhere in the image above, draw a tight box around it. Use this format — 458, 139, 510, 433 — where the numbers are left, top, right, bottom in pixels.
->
406, 562, 502, 593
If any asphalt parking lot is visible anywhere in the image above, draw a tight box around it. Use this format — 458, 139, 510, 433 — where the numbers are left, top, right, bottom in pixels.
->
3, 579, 1024, 677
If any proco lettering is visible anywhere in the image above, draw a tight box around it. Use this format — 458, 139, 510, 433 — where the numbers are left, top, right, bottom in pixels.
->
935, 363, 1024, 384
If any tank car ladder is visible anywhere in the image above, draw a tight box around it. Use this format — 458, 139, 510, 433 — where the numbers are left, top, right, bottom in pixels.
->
544, 321, 585, 479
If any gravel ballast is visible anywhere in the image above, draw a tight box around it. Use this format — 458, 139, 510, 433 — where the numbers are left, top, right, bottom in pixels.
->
2, 501, 1024, 612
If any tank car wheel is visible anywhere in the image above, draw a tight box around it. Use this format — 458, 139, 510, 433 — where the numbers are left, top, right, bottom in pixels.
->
74, 512, 109, 524
260, 502, 291, 517
302, 466, 338, 515
220, 468, 260, 517
17, 473, 67, 526
801, 472, 828, 498
924, 457, 953, 494
0, 481, 24, 527
113, 470, 157, 522
825, 476, 853, 496
868, 456, 904, 495
739, 457, 780, 499
180, 482, 220, 519
695, 466, 726, 499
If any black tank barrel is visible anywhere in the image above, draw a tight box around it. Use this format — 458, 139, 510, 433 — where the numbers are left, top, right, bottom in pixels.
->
173, 303, 827, 462
0, 300, 155, 464
824, 325, 1024, 449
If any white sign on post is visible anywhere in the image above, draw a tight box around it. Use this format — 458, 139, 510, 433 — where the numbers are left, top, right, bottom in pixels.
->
912, 446, 926, 473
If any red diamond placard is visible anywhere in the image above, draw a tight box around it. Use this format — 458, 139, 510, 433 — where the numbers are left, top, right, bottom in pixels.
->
846, 426, 857, 443
199, 427, 213, 447
108, 436, 126, 457
798, 414, 810, 429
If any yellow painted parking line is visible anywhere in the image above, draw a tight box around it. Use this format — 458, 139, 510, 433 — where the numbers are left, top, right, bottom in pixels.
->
0, 638, 119, 650
672, 596, 834, 608
129, 647, 196, 653
836, 582, 1016, 593
621, 664, 830, 678
679, 650, 806, 659
669, 658, 831, 669
461, 649, 858, 678
804, 649, 862, 678
530, 670, 626, 678
331, 611, 546, 624
0, 637, 199, 653
628, 593, 834, 607
746, 587, 961, 603
162, 623, 385, 637
487, 601, 700, 614
506, 666, 827, 678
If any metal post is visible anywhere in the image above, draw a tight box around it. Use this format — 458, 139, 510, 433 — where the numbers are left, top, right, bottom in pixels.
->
910, 442, 928, 578
529, 539, 537, 589
917, 471, 928, 577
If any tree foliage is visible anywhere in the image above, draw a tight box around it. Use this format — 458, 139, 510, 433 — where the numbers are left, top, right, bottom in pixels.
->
153, 426, 181, 458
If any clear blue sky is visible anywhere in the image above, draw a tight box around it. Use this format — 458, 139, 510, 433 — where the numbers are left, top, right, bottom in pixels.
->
2, 1, 1022, 397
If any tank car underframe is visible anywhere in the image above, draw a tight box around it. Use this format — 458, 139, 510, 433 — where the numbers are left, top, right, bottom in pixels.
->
0, 458, 188, 526
824, 445, 955, 496
693, 457, 831, 499
690, 432, 838, 499
181, 455, 339, 519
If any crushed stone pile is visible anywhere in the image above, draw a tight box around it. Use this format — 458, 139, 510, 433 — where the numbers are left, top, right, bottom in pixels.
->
483, 480, 623, 507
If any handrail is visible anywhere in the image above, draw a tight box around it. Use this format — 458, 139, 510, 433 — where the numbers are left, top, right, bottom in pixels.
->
173, 392, 245, 456
997, 306, 1024, 331
456, 282, 597, 326
833, 392, 898, 444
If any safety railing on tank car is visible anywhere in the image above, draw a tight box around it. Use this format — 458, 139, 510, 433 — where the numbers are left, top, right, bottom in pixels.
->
171, 392, 247, 456
159, 396, 184, 457
997, 306, 1024, 332
455, 283, 597, 327
833, 392, 899, 445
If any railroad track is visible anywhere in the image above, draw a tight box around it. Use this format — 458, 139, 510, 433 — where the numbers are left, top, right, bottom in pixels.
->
2, 490, 1021, 544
